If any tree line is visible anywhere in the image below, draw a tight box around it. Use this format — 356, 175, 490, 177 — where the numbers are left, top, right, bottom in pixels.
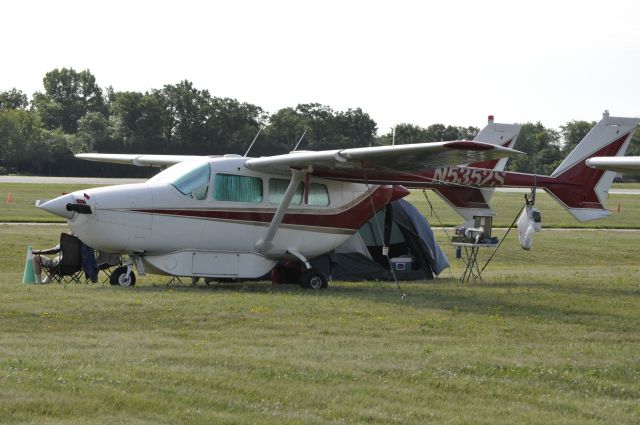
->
1, 68, 639, 179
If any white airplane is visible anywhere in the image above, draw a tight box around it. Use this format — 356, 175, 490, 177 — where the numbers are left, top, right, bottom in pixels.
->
587, 156, 640, 173
35, 117, 521, 288
36, 112, 637, 288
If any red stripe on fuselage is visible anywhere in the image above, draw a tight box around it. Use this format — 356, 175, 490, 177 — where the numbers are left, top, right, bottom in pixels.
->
132, 185, 409, 230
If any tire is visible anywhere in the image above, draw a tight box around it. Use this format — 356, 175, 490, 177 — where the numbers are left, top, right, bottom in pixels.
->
300, 269, 327, 290
110, 266, 136, 287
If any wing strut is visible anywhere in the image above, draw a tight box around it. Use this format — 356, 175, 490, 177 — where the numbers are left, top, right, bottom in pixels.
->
255, 169, 306, 254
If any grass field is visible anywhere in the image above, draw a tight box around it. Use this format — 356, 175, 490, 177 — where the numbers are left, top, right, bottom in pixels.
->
0, 183, 104, 223
2, 181, 640, 228
1, 221, 639, 424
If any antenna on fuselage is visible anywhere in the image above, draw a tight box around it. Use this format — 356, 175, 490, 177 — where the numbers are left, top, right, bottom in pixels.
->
392, 126, 396, 145
292, 130, 307, 151
243, 127, 263, 157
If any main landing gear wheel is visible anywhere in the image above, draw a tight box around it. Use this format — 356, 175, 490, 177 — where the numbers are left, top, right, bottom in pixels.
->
300, 269, 328, 290
110, 266, 136, 287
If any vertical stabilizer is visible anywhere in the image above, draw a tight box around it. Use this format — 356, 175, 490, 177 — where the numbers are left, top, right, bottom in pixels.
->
544, 111, 638, 221
432, 116, 521, 222
470, 116, 522, 172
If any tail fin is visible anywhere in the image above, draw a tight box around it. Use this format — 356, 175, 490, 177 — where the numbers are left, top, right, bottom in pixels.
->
469, 116, 522, 172
433, 116, 521, 222
544, 112, 638, 222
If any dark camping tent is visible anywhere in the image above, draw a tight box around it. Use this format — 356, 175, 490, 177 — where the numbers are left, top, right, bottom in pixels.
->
310, 199, 449, 281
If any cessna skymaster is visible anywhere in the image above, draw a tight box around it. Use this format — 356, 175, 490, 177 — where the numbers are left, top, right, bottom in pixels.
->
36, 112, 637, 288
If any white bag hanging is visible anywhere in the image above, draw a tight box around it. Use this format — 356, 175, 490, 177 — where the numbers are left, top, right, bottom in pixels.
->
517, 204, 535, 251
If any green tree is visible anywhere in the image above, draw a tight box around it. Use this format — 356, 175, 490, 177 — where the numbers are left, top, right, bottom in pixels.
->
377, 123, 479, 145
626, 127, 640, 156
293, 103, 339, 151
261, 107, 308, 155
506, 122, 562, 175
159, 80, 212, 152
36, 130, 77, 176
110, 91, 145, 142
203, 96, 265, 155
109, 91, 169, 153
0, 88, 28, 110
157, 81, 265, 155
132, 93, 172, 152
32, 68, 106, 133
0, 109, 43, 171
387, 123, 430, 145
77, 112, 111, 152
425, 124, 452, 141
107, 82, 265, 156
560, 120, 596, 155
262, 103, 376, 155
334, 108, 377, 148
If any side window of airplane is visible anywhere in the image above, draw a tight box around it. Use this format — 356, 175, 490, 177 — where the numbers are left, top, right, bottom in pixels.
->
214, 174, 263, 203
171, 162, 210, 200
308, 183, 330, 206
268, 179, 304, 204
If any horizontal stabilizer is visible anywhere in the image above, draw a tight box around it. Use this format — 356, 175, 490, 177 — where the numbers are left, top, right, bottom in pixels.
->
431, 186, 495, 221
544, 113, 638, 222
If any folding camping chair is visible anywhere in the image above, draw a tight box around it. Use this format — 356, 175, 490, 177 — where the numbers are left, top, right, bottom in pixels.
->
95, 251, 122, 283
39, 233, 84, 284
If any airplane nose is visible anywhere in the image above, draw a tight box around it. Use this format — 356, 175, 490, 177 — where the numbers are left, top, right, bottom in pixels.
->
36, 194, 76, 219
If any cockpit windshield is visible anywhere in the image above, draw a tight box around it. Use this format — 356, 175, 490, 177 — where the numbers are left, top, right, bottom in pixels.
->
148, 160, 211, 200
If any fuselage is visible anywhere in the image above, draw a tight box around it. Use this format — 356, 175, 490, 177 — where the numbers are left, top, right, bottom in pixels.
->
35, 154, 604, 279
42, 157, 408, 277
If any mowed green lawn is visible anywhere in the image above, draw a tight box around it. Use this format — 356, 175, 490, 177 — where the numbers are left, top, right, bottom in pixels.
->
1, 222, 639, 424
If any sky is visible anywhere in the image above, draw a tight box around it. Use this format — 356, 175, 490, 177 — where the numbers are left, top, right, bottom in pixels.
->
3, 0, 640, 134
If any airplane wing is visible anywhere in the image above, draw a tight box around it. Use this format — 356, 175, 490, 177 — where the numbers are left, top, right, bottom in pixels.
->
586, 156, 640, 173
75, 153, 214, 167
245, 141, 522, 176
